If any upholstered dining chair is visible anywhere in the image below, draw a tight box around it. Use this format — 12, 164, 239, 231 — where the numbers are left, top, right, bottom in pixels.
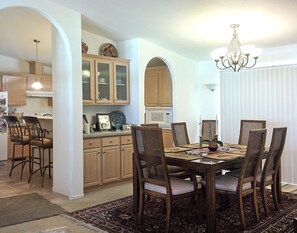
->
2, 116, 31, 179
238, 120, 266, 145
22, 116, 53, 187
257, 127, 287, 217
131, 126, 202, 233
214, 129, 267, 230
201, 120, 217, 141
171, 122, 190, 146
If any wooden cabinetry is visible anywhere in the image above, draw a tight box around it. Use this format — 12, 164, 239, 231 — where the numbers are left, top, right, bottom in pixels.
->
7, 132, 30, 160
83, 138, 102, 187
145, 66, 172, 107
83, 134, 133, 188
26, 75, 52, 91
162, 129, 174, 148
82, 54, 130, 105
2, 75, 26, 106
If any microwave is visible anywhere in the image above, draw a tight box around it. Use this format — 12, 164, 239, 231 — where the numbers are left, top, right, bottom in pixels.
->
145, 107, 173, 128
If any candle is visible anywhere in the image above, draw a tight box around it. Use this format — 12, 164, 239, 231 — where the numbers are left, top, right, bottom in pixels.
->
215, 115, 218, 135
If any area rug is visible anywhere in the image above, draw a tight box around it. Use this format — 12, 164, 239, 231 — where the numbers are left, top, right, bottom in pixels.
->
68, 192, 297, 233
0, 193, 67, 228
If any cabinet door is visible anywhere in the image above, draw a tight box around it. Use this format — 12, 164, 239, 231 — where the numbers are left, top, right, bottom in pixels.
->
2, 75, 26, 106
145, 69, 158, 107
84, 148, 102, 187
102, 145, 120, 183
114, 61, 130, 105
162, 129, 174, 148
27, 75, 52, 91
82, 57, 95, 104
95, 59, 113, 104
121, 144, 133, 179
158, 68, 172, 107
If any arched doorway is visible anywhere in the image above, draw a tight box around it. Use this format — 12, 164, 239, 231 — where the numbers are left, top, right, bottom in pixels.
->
0, 3, 84, 199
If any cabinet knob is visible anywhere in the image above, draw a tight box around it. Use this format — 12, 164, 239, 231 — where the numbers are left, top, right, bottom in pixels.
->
109, 141, 113, 143
89, 142, 93, 145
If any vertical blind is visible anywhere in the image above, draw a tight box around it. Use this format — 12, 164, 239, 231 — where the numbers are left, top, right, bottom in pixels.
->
220, 65, 297, 184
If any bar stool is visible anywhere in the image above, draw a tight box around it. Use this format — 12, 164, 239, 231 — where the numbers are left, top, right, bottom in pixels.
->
2, 116, 30, 179
23, 116, 53, 187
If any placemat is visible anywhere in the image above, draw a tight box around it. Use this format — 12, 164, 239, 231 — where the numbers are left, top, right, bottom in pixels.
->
179, 143, 209, 149
165, 153, 201, 160
204, 152, 245, 160
164, 147, 189, 153
224, 143, 247, 149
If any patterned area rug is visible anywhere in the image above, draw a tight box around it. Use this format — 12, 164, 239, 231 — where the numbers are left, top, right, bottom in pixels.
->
68, 192, 297, 233
0, 193, 67, 228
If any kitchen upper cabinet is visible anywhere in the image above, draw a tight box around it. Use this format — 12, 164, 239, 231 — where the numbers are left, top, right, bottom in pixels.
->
82, 54, 130, 105
2, 75, 26, 106
145, 66, 172, 107
26, 75, 52, 91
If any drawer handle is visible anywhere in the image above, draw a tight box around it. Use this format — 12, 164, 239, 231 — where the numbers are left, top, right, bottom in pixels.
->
109, 141, 113, 143
89, 142, 93, 145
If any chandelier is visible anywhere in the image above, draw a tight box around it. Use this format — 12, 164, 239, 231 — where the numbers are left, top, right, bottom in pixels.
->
211, 24, 262, 72
31, 39, 43, 90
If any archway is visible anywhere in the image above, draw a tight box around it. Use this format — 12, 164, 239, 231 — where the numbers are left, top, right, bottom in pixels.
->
0, 2, 84, 199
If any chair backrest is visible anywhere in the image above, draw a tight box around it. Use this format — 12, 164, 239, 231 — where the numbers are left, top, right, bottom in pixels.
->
2, 116, 24, 143
238, 120, 266, 145
131, 126, 170, 191
240, 129, 267, 184
171, 122, 190, 146
22, 116, 44, 141
202, 120, 216, 141
262, 127, 287, 180
140, 123, 159, 127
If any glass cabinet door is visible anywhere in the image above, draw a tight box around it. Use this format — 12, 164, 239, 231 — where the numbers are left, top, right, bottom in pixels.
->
95, 60, 113, 104
114, 61, 129, 104
82, 58, 94, 104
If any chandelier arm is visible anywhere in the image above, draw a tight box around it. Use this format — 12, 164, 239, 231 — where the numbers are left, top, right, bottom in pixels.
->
215, 60, 230, 71
226, 58, 236, 72
243, 57, 258, 68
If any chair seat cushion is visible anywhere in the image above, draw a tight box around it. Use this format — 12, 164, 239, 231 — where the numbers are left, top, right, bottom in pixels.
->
30, 138, 53, 148
215, 175, 251, 192
145, 177, 201, 195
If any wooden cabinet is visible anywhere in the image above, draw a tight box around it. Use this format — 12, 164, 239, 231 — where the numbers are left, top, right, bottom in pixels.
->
2, 75, 26, 106
83, 138, 102, 187
26, 75, 52, 91
145, 66, 172, 107
82, 54, 130, 105
121, 135, 133, 179
7, 133, 30, 160
83, 134, 133, 188
162, 129, 174, 148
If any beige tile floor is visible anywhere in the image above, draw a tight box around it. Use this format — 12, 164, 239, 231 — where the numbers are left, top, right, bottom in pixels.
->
0, 161, 132, 233
1, 161, 297, 233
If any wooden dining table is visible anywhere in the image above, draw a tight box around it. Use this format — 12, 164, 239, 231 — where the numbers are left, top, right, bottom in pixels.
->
132, 143, 281, 233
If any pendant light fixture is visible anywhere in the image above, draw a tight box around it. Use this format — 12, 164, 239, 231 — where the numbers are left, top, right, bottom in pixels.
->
211, 24, 262, 72
31, 39, 43, 90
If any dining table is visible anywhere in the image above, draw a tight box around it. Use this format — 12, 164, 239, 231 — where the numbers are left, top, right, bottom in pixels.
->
132, 143, 282, 233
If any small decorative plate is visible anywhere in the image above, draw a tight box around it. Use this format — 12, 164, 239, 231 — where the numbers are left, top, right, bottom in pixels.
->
100, 43, 118, 57
109, 111, 126, 129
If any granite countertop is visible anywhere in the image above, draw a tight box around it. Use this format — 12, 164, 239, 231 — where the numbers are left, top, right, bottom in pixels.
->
83, 130, 131, 138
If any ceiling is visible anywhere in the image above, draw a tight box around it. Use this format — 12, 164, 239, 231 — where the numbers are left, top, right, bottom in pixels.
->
1, 0, 297, 66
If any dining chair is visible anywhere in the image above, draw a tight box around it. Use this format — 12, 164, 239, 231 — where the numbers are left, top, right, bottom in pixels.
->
201, 120, 217, 141
257, 127, 287, 217
22, 116, 53, 187
238, 120, 266, 145
2, 116, 31, 180
214, 129, 267, 230
142, 123, 194, 178
131, 126, 202, 233
171, 122, 190, 146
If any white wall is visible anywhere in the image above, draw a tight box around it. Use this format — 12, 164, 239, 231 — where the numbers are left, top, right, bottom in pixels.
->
0, 55, 29, 73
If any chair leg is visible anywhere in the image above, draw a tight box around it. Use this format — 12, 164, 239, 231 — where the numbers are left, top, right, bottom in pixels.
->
252, 192, 260, 223
261, 185, 270, 217
271, 183, 279, 211
9, 144, 16, 176
238, 195, 246, 231
165, 198, 172, 233
42, 148, 45, 187
48, 148, 51, 179
20, 145, 25, 180
137, 190, 144, 224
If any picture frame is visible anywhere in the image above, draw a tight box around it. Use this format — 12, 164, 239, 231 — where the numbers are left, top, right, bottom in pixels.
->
97, 113, 111, 131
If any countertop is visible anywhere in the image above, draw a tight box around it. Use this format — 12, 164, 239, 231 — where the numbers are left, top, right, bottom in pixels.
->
83, 130, 131, 138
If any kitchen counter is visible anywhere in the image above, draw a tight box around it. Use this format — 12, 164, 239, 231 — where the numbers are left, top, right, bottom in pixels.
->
83, 130, 131, 138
